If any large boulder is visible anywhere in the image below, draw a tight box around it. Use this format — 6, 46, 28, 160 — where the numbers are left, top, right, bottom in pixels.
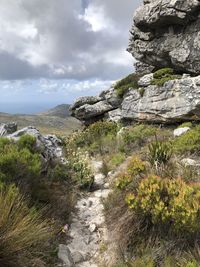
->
0, 122, 17, 136
128, 0, 200, 75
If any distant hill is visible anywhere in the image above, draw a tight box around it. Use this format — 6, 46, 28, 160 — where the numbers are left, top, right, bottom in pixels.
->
38, 104, 71, 118
0, 104, 82, 136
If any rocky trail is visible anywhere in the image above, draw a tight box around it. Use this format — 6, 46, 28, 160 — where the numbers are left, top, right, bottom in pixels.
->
58, 160, 112, 267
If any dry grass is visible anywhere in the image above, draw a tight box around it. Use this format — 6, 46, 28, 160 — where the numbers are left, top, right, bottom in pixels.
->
0, 184, 53, 267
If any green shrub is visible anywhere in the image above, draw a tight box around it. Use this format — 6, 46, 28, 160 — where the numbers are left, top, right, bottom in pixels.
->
127, 156, 146, 176
0, 145, 41, 183
115, 172, 132, 190
17, 134, 37, 153
148, 139, 172, 166
68, 121, 119, 149
0, 137, 11, 151
151, 68, 181, 86
123, 124, 157, 148
114, 73, 140, 98
173, 125, 200, 154
126, 176, 200, 233
0, 184, 51, 267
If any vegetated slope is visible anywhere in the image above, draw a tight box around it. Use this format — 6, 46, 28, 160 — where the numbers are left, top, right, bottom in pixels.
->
0, 109, 81, 136
38, 104, 71, 118
66, 119, 200, 267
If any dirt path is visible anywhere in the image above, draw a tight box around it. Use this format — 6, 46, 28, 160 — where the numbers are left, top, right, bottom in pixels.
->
58, 160, 111, 267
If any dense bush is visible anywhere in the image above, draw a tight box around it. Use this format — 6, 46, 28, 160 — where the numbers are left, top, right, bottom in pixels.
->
122, 124, 157, 149
0, 184, 51, 267
115, 172, 132, 190
173, 125, 200, 154
126, 176, 200, 233
17, 134, 37, 153
114, 73, 140, 98
68, 121, 119, 149
151, 68, 181, 86
127, 156, 146, 176
0, 138, 41, 184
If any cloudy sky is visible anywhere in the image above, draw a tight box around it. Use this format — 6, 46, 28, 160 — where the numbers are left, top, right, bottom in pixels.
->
0, 0, 141, 113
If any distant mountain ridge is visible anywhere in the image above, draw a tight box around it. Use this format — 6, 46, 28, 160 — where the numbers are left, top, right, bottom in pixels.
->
38, 104, 71, 118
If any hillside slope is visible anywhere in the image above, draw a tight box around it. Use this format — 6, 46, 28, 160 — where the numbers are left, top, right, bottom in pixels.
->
38, 104, 71, 118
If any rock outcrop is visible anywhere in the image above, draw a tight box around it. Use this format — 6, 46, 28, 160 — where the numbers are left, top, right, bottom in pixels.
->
70, 87, 121, 124
0, 122, 17, 136
1, 124, 66, 166
70, 74, 200, 124
128, 0, 200, 75
70, 0, 200, 125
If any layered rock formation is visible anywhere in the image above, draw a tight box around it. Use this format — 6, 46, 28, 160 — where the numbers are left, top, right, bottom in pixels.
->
70, 74, 200, 124
70, 0, 200, 125
70, 87, 121, 125
128, 0, 200, 75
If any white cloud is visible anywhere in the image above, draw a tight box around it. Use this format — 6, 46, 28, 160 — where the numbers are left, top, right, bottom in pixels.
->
0, 0, 142, 81
81, 5, 113, 32
37, 78, 113, 95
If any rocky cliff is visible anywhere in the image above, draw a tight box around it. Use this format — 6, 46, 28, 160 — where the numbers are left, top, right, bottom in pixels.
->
70, 0, 200, 125
128, 0, 200, 75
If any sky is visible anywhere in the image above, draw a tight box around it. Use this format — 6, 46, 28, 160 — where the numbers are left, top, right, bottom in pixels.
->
0, 0, 142, 113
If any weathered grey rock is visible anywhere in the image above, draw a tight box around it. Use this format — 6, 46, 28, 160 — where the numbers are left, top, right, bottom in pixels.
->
71, 251, 85, 264
0, 122, 17, 136
99, 87, 121, 108
181, 158, 200, 167
88, 223, 97, 233
138, 73, 153, 87
72, 101, 114, 121
173, 127, 190, 137
58, 245, 74, 267
7, 126, 65, 166
94, 173, 105, 187
107, 108, 122, 122
70, 96, 102, 112
70, 87, 122, 124
134, 61, 154, 74
121, 75, 200, 123
128, 0, 200, 74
